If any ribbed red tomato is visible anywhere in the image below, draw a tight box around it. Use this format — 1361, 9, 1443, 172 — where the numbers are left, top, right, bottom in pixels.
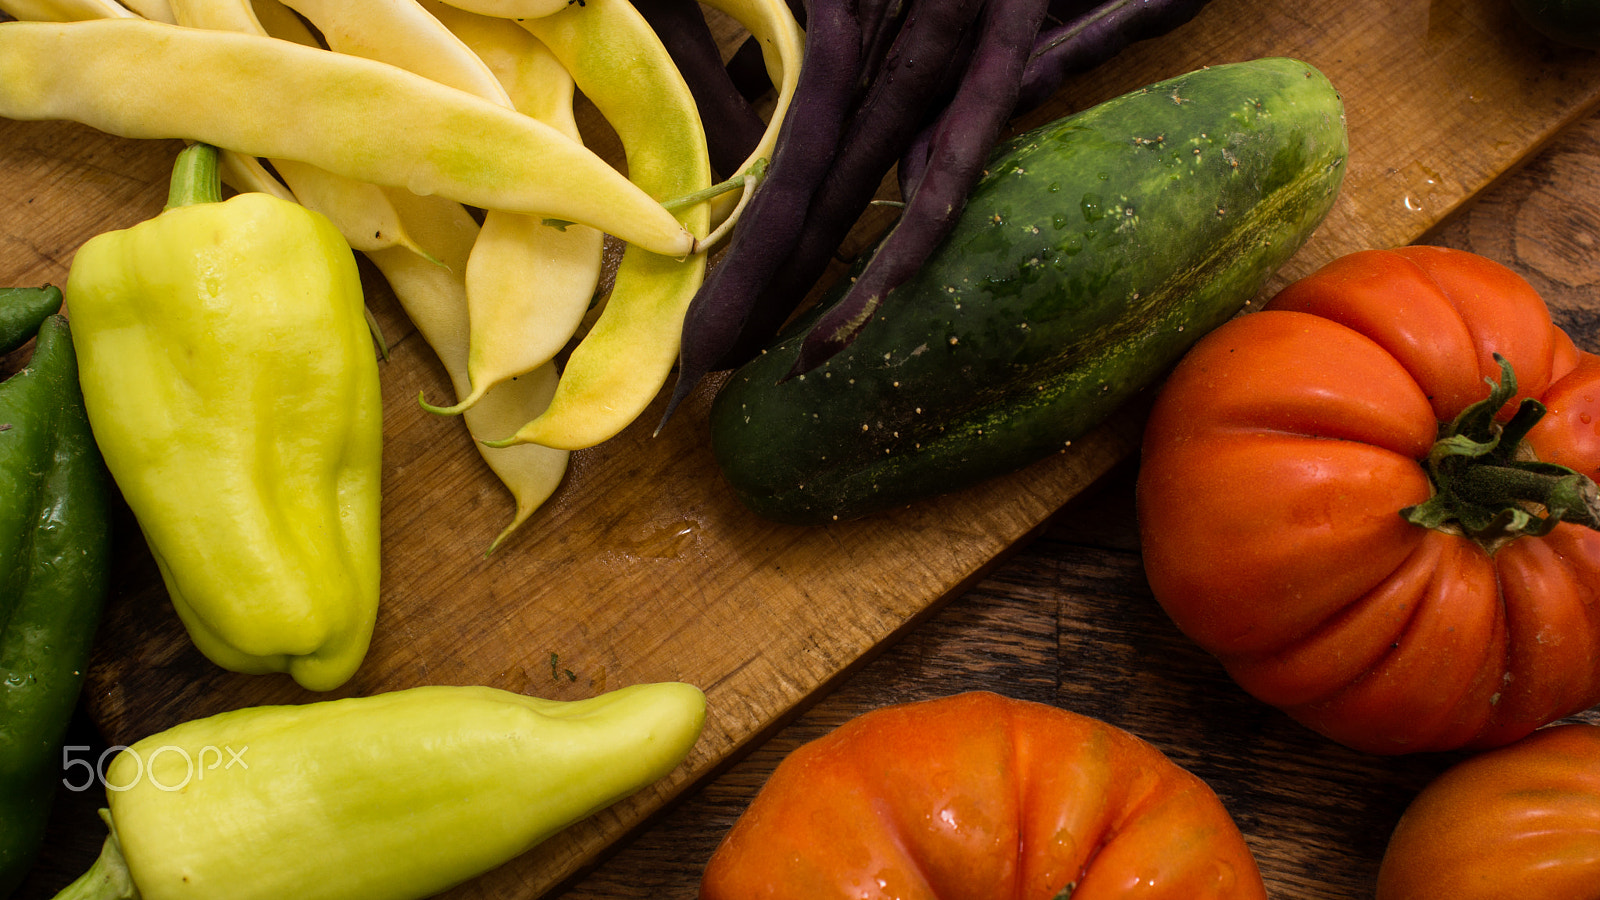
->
699, 691, 1266, 900
1376, 722, 1600, 899
1137, 246, 1600, 755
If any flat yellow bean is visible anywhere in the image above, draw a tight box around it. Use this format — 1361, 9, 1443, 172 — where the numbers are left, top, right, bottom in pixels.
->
117, 0, 173, 20
0, 0, 133, 20
432, 0, 569, 20
279, 0, 510, 103
160, 0, 431, 256
0, 18, 693, 257
423, 1, 604, 410
368, 189, 571, 551
494, 0, 711, 450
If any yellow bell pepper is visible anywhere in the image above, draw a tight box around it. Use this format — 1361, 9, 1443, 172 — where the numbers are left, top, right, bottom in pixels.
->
47, 681, 707, 900
65, 142, 382, 692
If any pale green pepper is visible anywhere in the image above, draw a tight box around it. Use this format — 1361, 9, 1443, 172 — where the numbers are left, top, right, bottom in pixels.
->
64, 142, 382, 692
48, 681, 707, 900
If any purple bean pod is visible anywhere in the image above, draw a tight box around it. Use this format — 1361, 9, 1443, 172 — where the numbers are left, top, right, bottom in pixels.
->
660, 0, 865, 427
1015, 0, 1216, 114
719, 0, 986, 365
786, 0, 1051, 378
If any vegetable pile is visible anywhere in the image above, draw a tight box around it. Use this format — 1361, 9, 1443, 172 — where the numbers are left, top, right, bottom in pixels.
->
662, 0, 1219, 420
0, 0, 1220, 540
710, 56, 1348, 524
0, 0, 743, 550
8, 0, 1598, 898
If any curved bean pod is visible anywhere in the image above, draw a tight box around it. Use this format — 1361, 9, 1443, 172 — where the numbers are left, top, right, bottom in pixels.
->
696, 0, 805, 227
727, 0, 985, 365
788, 0, 1050, 377
0, 0, 134, 21
164, 0, 433, 254
499, 0, 711, 451
1015, 0, 1215, 114
368, 188, 572, 553
661, 0, 863, 427
425, 1, 606, 410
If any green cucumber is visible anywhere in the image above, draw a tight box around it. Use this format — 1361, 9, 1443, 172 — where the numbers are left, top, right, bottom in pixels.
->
709, 57, 1348, 525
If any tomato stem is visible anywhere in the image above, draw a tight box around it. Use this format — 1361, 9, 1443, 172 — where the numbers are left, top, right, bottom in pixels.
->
1401, 354, 1600, 542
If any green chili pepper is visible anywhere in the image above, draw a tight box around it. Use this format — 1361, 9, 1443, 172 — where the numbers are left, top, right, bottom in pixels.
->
0, 309, 113, 899
64, 142, 383, 692
0, 285, 63, 354
48, 681, 707, 900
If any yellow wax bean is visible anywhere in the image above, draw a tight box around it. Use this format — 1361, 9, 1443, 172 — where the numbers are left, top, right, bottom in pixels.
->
495, 0, 711, 451
697, 0, 803, 228
270, 159, 430, 254
0, 0, 134, 21
278, 0, 511, 104
168, 0, 258, 28
289, 0, 600, 423
432, 0, 569, 20
216, 148, 296, 202
369, 188, 571, 550
161, 0, 431, 257
118, 0, 173, 20
0, 18, 693, 257
422, 1, 604, 410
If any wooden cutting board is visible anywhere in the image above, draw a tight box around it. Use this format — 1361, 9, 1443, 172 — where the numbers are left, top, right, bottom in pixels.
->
5, 0, 1600, 897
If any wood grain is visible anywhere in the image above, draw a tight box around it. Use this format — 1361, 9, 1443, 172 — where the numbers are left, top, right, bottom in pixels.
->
8, 0, 1600, 897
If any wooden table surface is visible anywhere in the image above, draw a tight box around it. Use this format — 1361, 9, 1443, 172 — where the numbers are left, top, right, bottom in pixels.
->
19, 90, 1600, 900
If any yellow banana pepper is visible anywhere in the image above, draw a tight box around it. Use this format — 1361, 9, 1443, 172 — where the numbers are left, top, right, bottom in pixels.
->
47, 681, 707, 900
65, 143, 382, 692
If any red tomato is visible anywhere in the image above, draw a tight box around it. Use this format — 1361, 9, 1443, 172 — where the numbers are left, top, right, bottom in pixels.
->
1375, 722, 1600, 899
1136, 246, 1600, 755
698, 691, 1266, 900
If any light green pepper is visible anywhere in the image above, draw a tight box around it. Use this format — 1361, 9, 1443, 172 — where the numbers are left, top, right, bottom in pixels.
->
48, 681, 707, 900
64, 142, 382, 692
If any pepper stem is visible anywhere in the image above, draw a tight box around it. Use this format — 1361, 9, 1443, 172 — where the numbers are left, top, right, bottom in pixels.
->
48, 811, 138, 900
165, 142, 223, 210
1400, 354, 1600, 544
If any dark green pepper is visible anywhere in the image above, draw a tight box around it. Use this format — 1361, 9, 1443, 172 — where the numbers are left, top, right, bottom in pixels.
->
0, 307, 113, 899
0, 286, 62, 355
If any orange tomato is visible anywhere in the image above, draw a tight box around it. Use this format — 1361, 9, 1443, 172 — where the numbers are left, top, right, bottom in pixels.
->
1137, 246, 1600, 754
699, 691, 1265, 900
1376, 722, 1600, 899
